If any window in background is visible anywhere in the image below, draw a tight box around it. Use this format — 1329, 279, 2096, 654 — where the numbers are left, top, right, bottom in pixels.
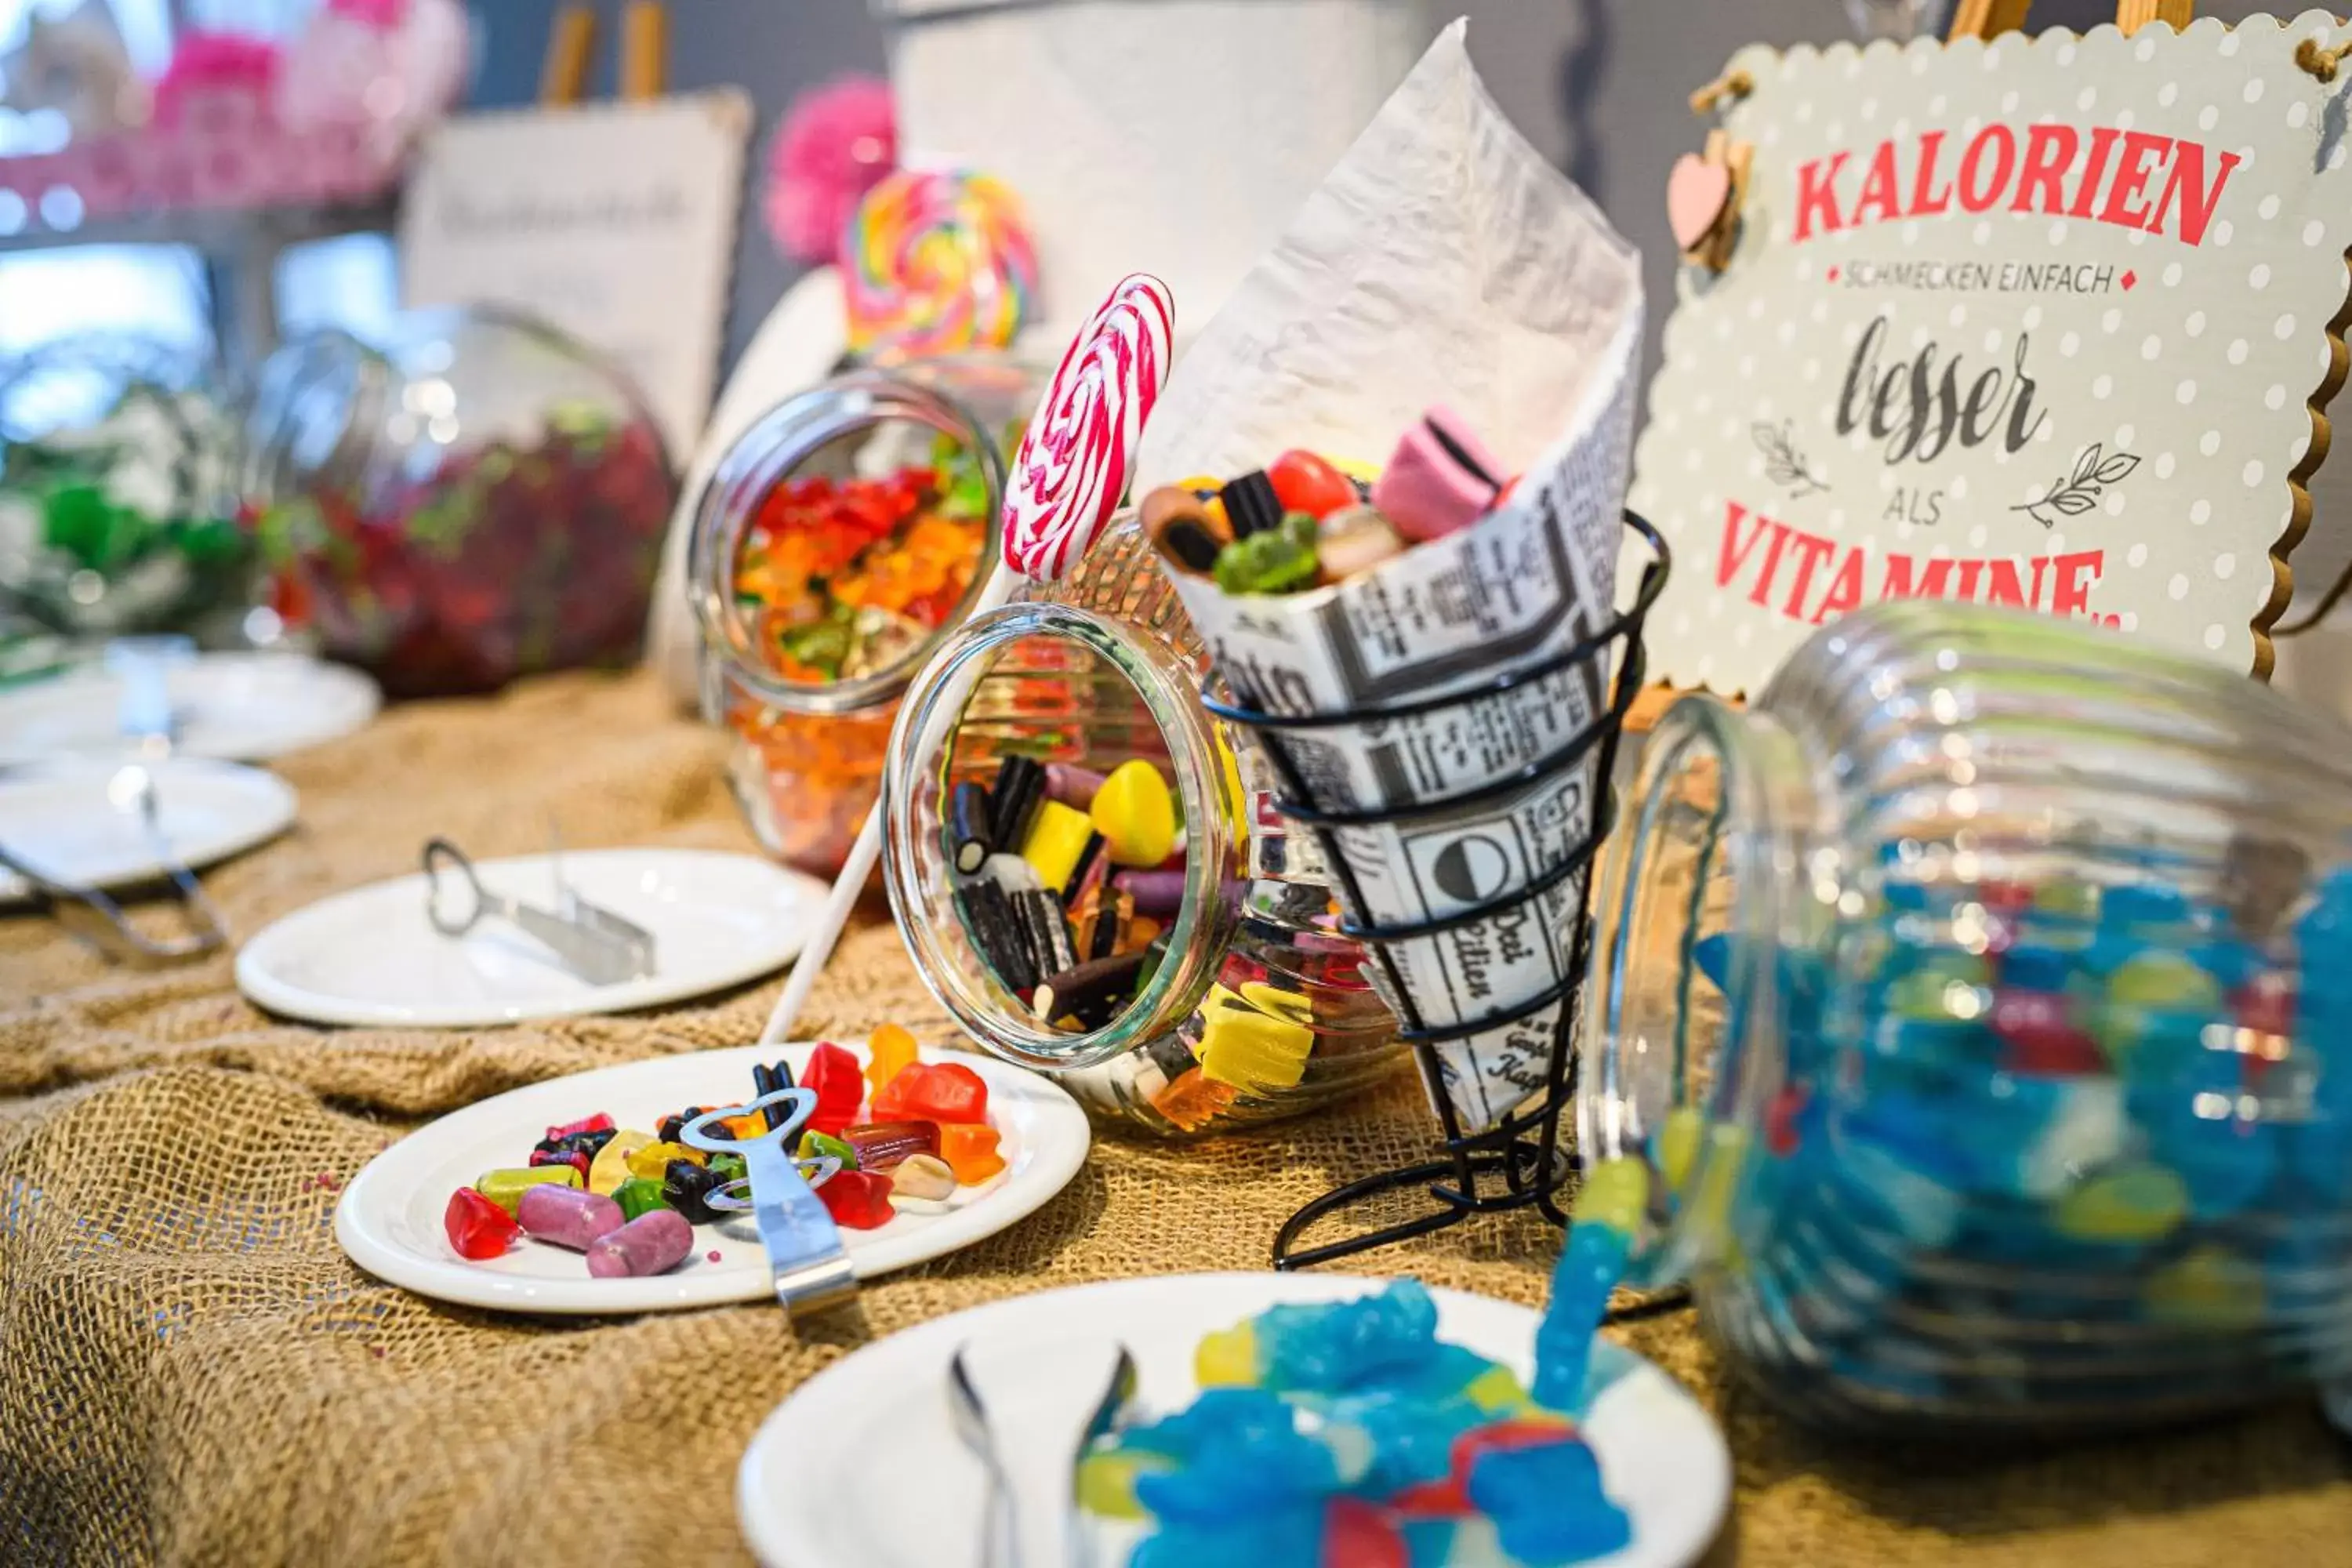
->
0, 242, 212, 355
274, 230, 397, 345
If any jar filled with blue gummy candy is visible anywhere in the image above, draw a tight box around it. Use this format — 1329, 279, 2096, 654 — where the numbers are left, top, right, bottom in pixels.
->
1576, 600, 2352, 1437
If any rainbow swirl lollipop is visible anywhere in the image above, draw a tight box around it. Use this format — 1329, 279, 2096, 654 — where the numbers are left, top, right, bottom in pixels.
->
843, 168, 1040, 360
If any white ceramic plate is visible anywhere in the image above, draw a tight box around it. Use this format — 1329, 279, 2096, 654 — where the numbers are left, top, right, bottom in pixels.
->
737, 1273, 1731, 1568
0, 758, 297, 904
336, 1043, 1091, 1315
0, 652, 380, 764
237, 848, 826, 1027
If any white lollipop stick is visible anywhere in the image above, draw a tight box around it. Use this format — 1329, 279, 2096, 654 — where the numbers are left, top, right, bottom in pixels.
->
754, 274, 1174, 1050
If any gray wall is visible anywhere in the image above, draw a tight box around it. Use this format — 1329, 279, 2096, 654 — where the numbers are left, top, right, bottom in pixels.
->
462, 0, 2279, 387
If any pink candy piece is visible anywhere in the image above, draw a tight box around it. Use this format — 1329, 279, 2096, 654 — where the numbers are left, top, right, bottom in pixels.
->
515, 1185, 626, 1251
1003, 274, 1174, 582
1370, 406, 1505, 543
586, 1210, 695, 1279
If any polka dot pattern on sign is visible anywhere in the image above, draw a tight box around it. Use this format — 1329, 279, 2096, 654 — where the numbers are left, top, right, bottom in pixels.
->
1624, 24, 2352, 684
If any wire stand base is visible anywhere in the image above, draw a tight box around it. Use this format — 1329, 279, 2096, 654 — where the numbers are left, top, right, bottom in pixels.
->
1204, 512, 1671, 1272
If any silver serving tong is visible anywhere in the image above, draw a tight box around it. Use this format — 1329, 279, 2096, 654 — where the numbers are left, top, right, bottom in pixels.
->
421, 836, 656, 985
0, 762, 229, 964
682, 1087, 858, 1319
949, 1338, 1138, 1568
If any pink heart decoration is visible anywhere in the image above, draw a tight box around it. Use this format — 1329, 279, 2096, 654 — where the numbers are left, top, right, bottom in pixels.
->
1667, 153, 1733, 252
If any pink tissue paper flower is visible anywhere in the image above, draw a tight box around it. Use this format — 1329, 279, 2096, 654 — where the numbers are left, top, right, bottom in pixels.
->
275, 0, 467, 156
765, 74, 896, 265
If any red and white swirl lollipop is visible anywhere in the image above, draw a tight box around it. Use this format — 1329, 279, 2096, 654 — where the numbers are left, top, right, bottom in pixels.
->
1003, 273, 1175, 582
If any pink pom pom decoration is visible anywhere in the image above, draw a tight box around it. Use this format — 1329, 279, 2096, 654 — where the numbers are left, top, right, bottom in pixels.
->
765, 74, 896, 265
1002, 274, 1176, 583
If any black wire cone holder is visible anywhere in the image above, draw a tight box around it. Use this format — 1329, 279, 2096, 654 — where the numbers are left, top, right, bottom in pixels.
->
1201, 511, 1671, 1270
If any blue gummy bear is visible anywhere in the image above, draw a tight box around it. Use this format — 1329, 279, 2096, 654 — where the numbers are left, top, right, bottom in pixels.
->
1127, 1388, 1339, 1521
2102, 882, 2191, 931
1130, 1504, 1327, 1568
1321, 1388, 1496, 1495
1692, 931, 1732, 991
2285, 1120, 2352, 1206
1999, 943, 2080, 995
2127, 1077, 2278, 1221
1465, 1436, 1633, 1566
1256, 1279, 1439, 1396
1532, 1222, 1630, 1413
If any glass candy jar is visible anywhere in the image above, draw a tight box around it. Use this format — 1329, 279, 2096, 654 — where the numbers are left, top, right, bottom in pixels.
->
1580, 600, 2352, 1436
0, 336, 258, 642
245, 307, 676, 697
882, 511, 1410, 1134
689, 357, 1033, 877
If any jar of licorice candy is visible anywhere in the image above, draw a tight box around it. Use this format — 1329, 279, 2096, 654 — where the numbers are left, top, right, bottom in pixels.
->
688, 357, 1035, 877
880, 510, 1411, 1134
1576, 600, 2352, 1437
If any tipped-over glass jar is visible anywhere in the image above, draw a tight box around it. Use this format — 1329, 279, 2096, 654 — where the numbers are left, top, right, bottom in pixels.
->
1580, 600, 2352, 1436
245, 306, 676, 697
690, 356, 1033, 877
881, 511, 1411, 1134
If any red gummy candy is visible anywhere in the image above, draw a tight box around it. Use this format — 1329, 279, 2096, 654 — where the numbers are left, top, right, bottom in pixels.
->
1269, 449, 1357, 520
444, 1188, 520, 1260
530, 1148, 591, 1178
1765, 1083, 1810, 1156
870, 1062, 989, 1127
1322, 1497, 1406, 1568
815, 1168, 896, 1230
546, 1112, 615, 1142
802, 1042, 866, 1136
1991, 990, 2105, 1076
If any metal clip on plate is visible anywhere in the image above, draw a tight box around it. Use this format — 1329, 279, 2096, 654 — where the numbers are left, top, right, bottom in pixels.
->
421, 837, 657, 985
683, 1087, 858, 1319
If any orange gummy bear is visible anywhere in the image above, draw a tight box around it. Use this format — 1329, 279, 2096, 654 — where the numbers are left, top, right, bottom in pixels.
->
938, 1123, 1006, 1185
1150, 1069, 1236, 1133
866, 1022, 920, 1093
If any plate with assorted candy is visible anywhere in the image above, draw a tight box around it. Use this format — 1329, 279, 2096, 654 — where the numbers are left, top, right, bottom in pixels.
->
335, 1030, 1091, 1313
737, 1272, 1729, 1568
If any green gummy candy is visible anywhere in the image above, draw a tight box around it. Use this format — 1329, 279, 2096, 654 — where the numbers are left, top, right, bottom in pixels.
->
797, 1130, 859, 1171
612, 1177, 672, 1221
1213, 513, 1320, 595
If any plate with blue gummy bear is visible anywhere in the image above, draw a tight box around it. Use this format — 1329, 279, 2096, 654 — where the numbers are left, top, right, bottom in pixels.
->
737, 1272, 1730, 1568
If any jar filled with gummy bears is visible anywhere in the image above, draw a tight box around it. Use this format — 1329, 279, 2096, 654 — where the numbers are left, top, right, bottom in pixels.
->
880, 509, 1412, 1135
688, 357, 1035, 878
1577, 600, 2352, 1436
245, 307, 677, 698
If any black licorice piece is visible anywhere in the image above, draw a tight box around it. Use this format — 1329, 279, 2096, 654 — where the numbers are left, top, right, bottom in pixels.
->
1016, 887, 1077, 978
1221, 470, 1283, 539
960, 879, 1036, 993
1161, 516, 1223, 572
1060, 830, 1107, 905
989, 757, 1045, 848
664, 1159, 720, 1225
1087, 891, 1121, 960
1033, 949, 1150, 1029
950, 781, 994, 874
752, 1060, 797, 1129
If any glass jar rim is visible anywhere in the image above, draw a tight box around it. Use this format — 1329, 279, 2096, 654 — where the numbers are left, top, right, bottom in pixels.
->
688, 368, 1007, 717
882, 595, 1240, 1072
1577, 691, 1806, 1285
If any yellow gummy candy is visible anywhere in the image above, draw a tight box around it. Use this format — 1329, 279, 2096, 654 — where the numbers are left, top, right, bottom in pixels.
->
2053, 1162, 2187, 1243
1463, 1363, 1534, 1414
1655, 1105, 1705, 1194
587, 1131, 655, 1196
866, 1022, 920, 1093
1197, 1003, 1314, 1093
626, 1141, 703, 1181
1076, 1450, 1175, 1521
1091, 759, 1178, 868
1239, 982, 1313, 1024
1195, 1321, 1258, 1386
2144, 1245, 2264, 1330
1021, 798, 1097, 891
1571, 1156, 1651, 1235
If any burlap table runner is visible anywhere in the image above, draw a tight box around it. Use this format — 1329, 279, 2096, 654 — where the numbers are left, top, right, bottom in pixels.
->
4, 670, 2348, 1566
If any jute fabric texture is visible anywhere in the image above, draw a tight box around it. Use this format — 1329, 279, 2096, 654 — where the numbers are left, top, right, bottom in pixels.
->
3, 671, 2347, 1566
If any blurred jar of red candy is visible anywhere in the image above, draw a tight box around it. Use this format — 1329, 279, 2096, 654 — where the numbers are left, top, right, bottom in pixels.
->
243, 307, 676, 697
687, 355, 1034, 878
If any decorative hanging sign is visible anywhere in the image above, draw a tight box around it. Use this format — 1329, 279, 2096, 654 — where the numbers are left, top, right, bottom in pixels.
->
1628, 9, 2352, 682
